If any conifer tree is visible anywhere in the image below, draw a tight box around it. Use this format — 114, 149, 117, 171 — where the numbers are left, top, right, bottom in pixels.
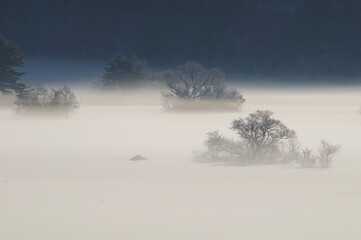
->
102, 54, 144, 88
0, 35, 25, 94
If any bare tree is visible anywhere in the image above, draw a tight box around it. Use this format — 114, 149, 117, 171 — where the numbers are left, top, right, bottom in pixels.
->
162, 61, 225, 99
231, 110, 296, 162
162, 61, 244, 110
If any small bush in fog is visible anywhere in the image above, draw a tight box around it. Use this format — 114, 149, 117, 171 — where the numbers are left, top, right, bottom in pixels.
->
278, 138, 301, 164
15, 85, 80, 116
195, 110, 341, 168
297, 140, 340, 168
299, 148, 317, 168
195, 131, 245, 163
102, 54, 145, 89
318, 140, 341, 168
162, 61, 245, 111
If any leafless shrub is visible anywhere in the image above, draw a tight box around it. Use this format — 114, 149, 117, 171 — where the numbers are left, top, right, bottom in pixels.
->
195, 131, 246, 164
318, 140, 341, 168
195, 110, 341, 168
297, 140, 341, 168
196, 110, 296, 165
299, 148, 317, 168
279, 138, 301, 163
15, 85, 80, 116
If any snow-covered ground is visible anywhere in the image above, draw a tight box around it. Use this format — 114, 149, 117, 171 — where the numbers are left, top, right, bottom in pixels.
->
1, 86, 361, 240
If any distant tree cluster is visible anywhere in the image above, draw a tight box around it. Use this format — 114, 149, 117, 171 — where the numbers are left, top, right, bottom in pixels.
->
0, 35, 25, 94
162, 61, 245, 111
0, 35, 80, 116
195, 110, 341, 168
98, 58, 245, 111
15, 85, 80, 116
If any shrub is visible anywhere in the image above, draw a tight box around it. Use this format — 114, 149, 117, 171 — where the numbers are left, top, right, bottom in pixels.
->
317, 140, 341, 168
278, 138, 301, 164
196, 110, 296, 164
15, 85, 80, 116
299, 148, 317, 168
195, 131, 246, 164
195, 110, 341, 168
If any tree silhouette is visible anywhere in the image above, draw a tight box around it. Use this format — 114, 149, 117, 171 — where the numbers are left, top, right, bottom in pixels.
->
0, 35, 25, 94
102, 54, 144, 89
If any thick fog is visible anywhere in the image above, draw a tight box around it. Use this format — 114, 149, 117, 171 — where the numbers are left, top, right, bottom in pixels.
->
2, 0, 361, 237
1, 81, 361, 239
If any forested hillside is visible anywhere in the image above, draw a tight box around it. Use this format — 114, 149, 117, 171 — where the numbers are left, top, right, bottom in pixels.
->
1, 0, 361, 78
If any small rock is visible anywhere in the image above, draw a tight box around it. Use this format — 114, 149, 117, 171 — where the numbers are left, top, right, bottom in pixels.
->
130, 154, 147, 161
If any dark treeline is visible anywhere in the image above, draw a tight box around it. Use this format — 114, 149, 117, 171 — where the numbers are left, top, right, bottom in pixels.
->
1, 0, 361, 79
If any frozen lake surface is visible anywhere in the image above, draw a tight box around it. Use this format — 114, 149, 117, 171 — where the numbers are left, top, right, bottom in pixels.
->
1, 86, 361, 240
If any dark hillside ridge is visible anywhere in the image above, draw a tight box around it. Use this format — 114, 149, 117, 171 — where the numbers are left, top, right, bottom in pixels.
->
1, 0, 361, 79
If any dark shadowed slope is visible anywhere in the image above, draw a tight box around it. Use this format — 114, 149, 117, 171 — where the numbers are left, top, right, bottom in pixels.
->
1, 0, 361, 80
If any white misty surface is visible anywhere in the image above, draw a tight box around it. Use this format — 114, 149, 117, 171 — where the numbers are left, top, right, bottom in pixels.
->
0, 86, 361, 240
